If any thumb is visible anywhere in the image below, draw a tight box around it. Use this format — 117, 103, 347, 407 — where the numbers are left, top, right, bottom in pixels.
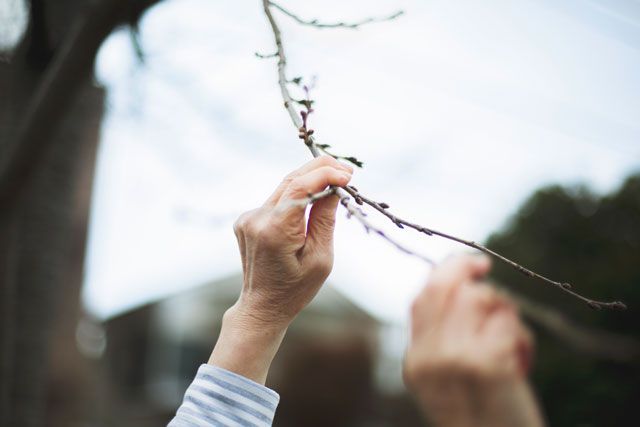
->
305, 194, 340, 253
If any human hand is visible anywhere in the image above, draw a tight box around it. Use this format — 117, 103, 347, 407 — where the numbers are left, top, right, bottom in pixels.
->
231, 155, 352, 327
404, 255, 545, 427
209, 156, 352, 383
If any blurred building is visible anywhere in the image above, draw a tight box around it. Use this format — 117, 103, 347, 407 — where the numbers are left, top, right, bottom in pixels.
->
96, 274, 424, 426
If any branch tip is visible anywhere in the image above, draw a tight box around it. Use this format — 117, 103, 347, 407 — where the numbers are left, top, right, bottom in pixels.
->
269, 1, 404, 30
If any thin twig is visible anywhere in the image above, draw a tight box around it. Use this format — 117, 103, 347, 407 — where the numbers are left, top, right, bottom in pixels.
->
255, 51, 278, 59
307, 186, 337, 204
343, 186, 626, 310
269, 1, 404, 30
286, 187, 337, 208
261, 0, 626, 311
298, 186, 640, 360
338, 196, 434, 265
262, 0, 432, 266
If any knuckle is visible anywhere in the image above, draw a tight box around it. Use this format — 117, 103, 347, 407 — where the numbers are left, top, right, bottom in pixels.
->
237, 210, 266, 239
288, 178, 306, 193
495, 335, 521, 359
252, 215, 281, 247
403, 356, 428, 386
243, 220, 260, 238
288, 173, 313, 191
282, 171, 298, 185
404, 352, 442, 387
317, 155, 338, 168
330, 165, 346, 176
317, 165, 339, 179
470, 284, 495, 306
456, 284, 477, 305
251, 218, 271, 240
233, 211, 252, 235
232, 220, 242, 236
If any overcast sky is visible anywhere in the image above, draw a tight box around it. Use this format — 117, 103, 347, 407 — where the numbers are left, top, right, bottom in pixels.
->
83, 0, 640, 324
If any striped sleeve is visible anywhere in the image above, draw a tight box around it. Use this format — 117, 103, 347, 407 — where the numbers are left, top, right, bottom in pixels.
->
168, 364, 280, 427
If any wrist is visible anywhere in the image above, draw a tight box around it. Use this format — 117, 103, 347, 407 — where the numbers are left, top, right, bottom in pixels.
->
208, 304, 288, 385
419, 377, 543, 427
473, 379, 544, 427
234, 290, 298, 330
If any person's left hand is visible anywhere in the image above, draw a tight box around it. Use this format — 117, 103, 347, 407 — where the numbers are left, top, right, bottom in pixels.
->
404, 255, 543, 427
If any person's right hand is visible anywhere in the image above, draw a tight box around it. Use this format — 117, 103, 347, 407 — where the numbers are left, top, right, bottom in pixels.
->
231, 155, 353, 328
404, 255, 545, 427
209, 156, 352, 384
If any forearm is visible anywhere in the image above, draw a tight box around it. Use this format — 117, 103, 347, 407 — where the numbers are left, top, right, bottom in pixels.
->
171, 157, 349, 426
208, 304, 288, 385
169, 305, 286, 427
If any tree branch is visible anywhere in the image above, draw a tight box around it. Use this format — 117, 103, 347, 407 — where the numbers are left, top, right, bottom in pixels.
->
343, 186, 626, 311
262, 0, 433, 266
261, 1, 626, 311
269, 1, 404, 30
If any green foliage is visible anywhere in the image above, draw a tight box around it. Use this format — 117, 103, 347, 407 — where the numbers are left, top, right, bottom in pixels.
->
486, 173, 640, 426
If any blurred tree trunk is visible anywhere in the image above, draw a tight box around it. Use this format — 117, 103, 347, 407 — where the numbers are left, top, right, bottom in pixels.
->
0, 1, 160, 425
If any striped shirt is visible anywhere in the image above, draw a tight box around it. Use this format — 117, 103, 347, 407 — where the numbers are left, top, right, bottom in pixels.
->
169, 364, 280, 427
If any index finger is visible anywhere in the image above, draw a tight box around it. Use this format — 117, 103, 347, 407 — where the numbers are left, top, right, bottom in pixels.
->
410, 254, 492, 339
280, 166, 351, 202
264, 156, 353, 207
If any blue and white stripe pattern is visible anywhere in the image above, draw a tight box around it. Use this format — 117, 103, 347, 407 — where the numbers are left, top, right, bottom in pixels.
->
169, 364, 280, 427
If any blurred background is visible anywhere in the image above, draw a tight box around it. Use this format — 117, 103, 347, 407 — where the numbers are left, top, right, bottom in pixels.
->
1, 0, 639, 426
